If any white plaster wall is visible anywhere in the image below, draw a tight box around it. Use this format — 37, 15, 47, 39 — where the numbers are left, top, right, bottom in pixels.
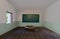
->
0, 0, 18, 35
0, 0, 17, 23
44, 0, 60, 34
18, 10, 43, 26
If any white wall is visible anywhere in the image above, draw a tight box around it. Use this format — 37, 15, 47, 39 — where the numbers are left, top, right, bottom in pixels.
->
18, 10, 43, 27
0, 0, 17, 35
0, 0, 17, 23
44, 0, 60, 34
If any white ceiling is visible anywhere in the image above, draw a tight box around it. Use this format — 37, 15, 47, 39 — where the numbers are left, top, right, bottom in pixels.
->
8, 0, 57, 10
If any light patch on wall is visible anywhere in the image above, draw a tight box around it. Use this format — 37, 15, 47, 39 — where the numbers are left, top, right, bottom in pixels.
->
6, 13, 12, 24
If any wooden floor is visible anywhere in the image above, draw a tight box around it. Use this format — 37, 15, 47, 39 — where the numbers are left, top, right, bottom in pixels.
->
0, 27, 60, 39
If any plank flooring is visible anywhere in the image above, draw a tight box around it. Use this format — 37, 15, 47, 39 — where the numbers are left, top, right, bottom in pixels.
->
0, 27, 60, 39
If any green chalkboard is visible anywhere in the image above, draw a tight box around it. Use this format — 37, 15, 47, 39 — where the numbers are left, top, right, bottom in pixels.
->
22, 14, 39, 23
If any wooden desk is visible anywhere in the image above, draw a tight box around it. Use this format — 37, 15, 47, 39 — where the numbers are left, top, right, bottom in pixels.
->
25, 26, 36, 31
